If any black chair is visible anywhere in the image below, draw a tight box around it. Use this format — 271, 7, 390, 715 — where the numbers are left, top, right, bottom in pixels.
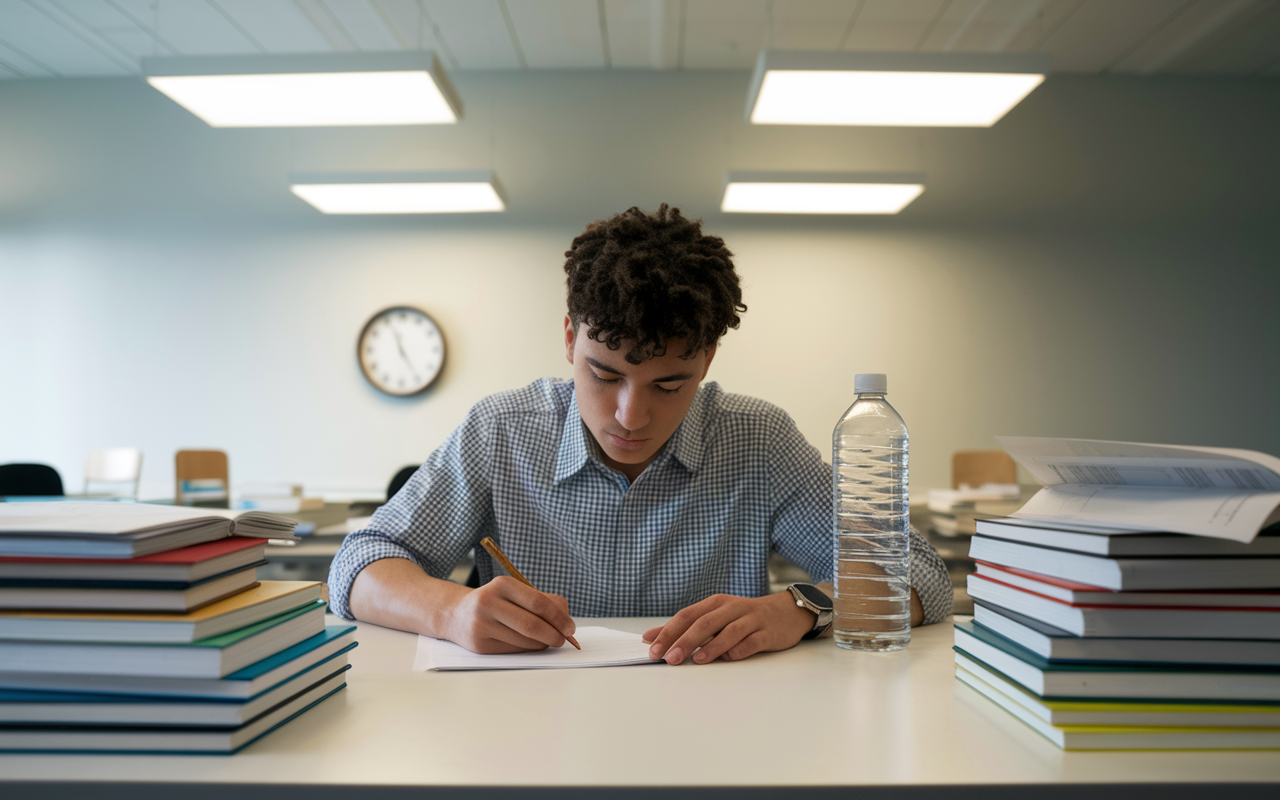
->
386, 465, 418, 503
0, 463, 65, 497
384, 464, 481, 588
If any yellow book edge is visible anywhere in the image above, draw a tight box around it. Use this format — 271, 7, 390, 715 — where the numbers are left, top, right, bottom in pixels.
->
957, 666, 1280, 740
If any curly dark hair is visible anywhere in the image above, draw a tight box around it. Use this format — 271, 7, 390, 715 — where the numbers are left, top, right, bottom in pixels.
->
564, 204, 746, 365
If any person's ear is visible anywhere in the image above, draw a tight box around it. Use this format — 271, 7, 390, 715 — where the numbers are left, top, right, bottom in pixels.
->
564, 316, 576, 366
700, 343, 717, 380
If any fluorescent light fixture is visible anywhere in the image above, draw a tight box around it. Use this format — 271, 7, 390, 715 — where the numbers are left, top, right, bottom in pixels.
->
289, 171, 504, 214
721, 172, 925, 215
747, 51, 1048, 127
143, 53, 461, 127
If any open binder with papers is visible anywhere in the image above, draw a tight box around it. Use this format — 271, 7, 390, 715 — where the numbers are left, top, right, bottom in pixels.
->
997, 437, 1280, 542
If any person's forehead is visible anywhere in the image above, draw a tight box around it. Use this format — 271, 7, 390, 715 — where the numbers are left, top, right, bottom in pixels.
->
578, 335, 700, 371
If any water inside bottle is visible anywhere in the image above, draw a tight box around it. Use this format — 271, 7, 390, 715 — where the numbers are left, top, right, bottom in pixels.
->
833, 433, 911, 651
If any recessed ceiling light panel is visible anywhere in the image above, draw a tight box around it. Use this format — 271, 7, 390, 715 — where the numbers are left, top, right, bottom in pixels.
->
289, 171, 505, 214
721, 172, 925, 215
143, 53, 462, 127
747, 51, 1048, 127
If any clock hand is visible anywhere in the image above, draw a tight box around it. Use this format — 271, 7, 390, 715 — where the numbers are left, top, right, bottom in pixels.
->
390, 327, 423, 383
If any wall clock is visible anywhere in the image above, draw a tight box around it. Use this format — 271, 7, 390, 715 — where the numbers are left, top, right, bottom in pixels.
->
357, 306, 446, 396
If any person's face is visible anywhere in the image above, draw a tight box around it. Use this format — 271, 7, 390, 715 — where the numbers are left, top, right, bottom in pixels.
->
564, 316, 716, 481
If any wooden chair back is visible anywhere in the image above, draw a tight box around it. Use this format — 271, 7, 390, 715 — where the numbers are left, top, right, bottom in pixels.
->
952, 450, 1017, 489
174, 450, 229, 507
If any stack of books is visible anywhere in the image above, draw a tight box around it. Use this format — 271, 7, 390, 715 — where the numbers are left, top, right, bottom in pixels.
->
954, 437, 1280, 750
0, 502, 357, 754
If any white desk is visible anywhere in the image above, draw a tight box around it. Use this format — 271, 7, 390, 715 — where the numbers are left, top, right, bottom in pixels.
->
4, 618, 1279, 799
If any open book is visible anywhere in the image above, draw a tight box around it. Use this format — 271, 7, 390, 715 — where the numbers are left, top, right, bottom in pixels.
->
999, 437, 1280, 543
0, 502, 298, 558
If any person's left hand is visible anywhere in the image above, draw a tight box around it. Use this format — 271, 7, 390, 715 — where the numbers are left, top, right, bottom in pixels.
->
642, 592, 814, 665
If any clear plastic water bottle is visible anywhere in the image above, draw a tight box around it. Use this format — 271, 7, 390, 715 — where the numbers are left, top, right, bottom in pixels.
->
832, 373, 911, 651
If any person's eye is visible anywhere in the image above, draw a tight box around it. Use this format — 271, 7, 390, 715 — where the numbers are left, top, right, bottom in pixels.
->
590, 370, 620, 384
655, 383, 683, 395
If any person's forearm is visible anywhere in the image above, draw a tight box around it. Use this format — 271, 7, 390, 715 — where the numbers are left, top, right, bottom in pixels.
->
348, 557, 468, 639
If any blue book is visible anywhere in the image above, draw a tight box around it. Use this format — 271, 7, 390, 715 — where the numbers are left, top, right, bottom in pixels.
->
0, 674, 348, 753
0, 655, 352, 726
974, 599, 1280, 666
955, 620, 1280, 701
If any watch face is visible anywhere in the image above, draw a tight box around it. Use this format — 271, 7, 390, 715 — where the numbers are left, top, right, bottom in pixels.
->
792, 584, 833, 611
357, 306, 446, 396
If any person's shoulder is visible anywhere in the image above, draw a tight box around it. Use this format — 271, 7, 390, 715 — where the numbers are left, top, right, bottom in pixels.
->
698, 381, 794, 428
469, 377, 572, 421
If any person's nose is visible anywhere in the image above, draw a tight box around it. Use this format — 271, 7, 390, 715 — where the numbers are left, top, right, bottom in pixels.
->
615, 384, 649, 433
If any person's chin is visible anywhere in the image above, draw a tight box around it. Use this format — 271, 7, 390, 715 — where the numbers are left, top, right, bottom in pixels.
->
604, 433, 652, 460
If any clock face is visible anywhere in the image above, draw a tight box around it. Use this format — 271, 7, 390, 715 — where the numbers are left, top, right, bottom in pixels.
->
357, 307, 446, 396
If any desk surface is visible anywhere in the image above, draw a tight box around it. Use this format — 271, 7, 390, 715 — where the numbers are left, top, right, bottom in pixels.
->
4, 618, 1279, 798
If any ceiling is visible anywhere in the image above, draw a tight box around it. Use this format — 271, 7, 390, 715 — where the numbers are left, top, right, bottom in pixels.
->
1, 0, 1278, 79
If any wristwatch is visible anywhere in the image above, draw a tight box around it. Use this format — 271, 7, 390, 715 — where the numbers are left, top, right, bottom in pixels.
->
787, 583, 834, 640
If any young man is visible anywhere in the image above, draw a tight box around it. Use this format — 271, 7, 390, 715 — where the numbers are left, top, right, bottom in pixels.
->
328, 205, 952, 664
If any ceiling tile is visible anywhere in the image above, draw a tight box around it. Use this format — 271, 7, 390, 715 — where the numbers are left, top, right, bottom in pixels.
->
368, 0, 451, 54
0, 2, 132, 75
125, 0, 260, 55
681, 0, 768, 70
423, 0, 521, 69
1031, 0, 1196, 73
604, 0, 681, 69
318, 0, 402, 51
1108, 0, 1261, 74
1175, 0, 1280, 74
505, 0, 604, 68
764, 0, 864, 51
842, 0, 948, 51
291, 0, 358, 51
210, 0, 334, 53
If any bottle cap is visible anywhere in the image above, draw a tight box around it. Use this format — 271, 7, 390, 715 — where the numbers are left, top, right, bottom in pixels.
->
854, 373, 887, 394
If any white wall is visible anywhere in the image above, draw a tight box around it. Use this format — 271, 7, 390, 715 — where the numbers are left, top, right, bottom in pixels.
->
1, 71, 1277, 499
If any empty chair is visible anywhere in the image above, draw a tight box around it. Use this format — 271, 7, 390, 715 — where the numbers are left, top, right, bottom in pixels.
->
175, 450, 229, 508
84, 448, 143, 497
0, 463, 64, 497
952, 450, 1017, 489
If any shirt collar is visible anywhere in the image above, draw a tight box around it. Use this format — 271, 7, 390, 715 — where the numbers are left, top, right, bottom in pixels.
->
553, 379, 714, 485
664, 381, 711, 474
553, 387, 591, 485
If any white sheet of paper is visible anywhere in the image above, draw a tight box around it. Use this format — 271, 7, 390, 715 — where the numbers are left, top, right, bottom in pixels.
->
997, 437, 1280, 542
413, 626, 664, 671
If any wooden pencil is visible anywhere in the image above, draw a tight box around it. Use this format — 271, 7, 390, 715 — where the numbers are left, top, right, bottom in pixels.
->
479, 537, 581, 650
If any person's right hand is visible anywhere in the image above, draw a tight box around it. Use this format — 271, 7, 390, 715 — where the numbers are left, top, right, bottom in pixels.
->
445, 575, 576, 654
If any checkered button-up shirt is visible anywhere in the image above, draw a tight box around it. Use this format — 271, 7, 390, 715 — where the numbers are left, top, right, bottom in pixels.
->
327, 378, 953, 624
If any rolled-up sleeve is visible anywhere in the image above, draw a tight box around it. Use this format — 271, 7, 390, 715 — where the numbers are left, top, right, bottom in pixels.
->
326, 399, 496, 620
767, 412, 953, 626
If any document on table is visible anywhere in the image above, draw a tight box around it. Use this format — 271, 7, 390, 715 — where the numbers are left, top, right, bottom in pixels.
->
998, 437, 1280, 542
413, 626, 664, 671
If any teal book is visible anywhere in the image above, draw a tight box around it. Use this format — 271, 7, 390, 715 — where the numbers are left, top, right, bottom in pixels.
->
0, 657, 352, 726
0, 674, 348, 753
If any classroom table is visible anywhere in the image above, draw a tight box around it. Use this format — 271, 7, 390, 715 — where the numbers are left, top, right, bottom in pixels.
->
3, 617, 1278, 799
